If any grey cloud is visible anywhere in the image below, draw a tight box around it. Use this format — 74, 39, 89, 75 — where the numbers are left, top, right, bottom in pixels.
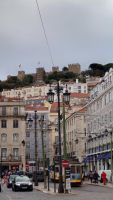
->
0, 0, 113, 80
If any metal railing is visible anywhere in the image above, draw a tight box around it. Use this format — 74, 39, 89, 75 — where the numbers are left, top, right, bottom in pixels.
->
0, 155, 21, 162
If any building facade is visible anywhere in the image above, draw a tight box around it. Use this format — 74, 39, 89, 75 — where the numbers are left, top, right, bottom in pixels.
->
2, 85, 49, 100
0, 97, 26, 172
2, 81, 88, 101
25, 105, 52, 170
60, 108, 87, 164
85, 68, 113, 174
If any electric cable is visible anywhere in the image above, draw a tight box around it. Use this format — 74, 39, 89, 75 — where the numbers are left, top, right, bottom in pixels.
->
35, 0, 54, 67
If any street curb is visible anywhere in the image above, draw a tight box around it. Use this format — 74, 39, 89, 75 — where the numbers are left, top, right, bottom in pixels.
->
83, 182, 113, 189
34, 187, 76, 195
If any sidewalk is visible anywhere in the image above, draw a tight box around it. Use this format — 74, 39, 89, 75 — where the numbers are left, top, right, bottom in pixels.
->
34, 183, 55, 194
83, 180, 113, 188
33, 183, 74, 195
34, 180, 113, 195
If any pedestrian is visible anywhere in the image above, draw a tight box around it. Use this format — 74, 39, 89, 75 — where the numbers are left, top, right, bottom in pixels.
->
101, 171, 107, 185
3, 175, 7, 185
89, 170, 93, 183
93, 171, 99, 184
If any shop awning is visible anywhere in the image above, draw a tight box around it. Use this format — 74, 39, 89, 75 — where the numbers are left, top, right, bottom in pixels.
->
97, 154, 104, 160
103, 152, 110, 160
83, 156, 89, 163
97, 152, 113, 160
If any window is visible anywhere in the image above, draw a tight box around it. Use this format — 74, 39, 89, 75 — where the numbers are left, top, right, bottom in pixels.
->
13, 133, 19, 142
84, 128, 86, 136
1, 120, 7, 128
26, 141, 30, 148
26, 131, 30, 137
13, 120, 18, 128
1, 133, 7, 142
104, 95, 107, 105
105, 114, 107, 123
2, 107, 6, 116
26, 153, 30, 160
13, 107, 18, 116
13, 148, 19, 158
1, 148, 7, 159
110, 111, 112, 122
78, 86, 81, 93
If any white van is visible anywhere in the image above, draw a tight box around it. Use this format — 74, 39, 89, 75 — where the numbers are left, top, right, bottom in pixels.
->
98, 170, 111, 182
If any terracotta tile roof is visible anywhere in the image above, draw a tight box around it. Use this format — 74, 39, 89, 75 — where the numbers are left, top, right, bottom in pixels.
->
27, 96, 46, 99
50, 102, 68, 113
70, 93, 89, 98
0, 96, 23, 102
87, 82, 98, 86
25, 105, 48, 111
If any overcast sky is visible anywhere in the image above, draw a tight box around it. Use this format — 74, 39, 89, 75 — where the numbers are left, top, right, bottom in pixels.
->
0, 0, 113, 80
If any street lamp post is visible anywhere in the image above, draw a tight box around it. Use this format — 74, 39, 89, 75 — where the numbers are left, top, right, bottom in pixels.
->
21, 140, 26, 171
47, 81, 70, 193
28, 111, 38, 186
62, 96, 67, 159
0, 149, 2, 179
34, 110, 38, 186
39, 115, 47, 189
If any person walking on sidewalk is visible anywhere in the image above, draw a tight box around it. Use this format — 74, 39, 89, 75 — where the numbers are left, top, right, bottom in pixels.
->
101, 171, 107, 185
93, 171, 99, 184
89, 171, 93, 183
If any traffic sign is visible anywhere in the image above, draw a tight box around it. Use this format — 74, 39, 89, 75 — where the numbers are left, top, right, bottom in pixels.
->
62, 160, 69, 168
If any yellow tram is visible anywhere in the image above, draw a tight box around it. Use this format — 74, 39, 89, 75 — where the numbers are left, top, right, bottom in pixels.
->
50, 162, 82, 186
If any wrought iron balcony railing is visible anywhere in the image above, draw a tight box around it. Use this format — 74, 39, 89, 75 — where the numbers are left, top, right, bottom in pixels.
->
0, 155, 21, 162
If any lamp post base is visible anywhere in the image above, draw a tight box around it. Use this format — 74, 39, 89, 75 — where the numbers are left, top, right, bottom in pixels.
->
34, 180, 38, 186
34, 172, 38, 186
58, 182, 64, 193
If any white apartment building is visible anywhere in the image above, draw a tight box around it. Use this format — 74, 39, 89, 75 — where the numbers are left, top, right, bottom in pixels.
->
66, 79, 88, 94
2, 80, 88, 101
2, 85, 50, 100
85, 68, 113, 174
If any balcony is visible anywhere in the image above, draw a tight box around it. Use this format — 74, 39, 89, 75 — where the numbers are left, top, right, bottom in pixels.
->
0, 111, 26, 118
0, 155, 21, 162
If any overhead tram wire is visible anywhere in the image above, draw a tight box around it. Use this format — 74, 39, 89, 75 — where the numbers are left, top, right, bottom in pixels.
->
35, 0, 54, 67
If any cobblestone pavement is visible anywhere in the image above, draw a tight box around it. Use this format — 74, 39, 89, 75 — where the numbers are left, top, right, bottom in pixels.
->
1, 183, 113, 200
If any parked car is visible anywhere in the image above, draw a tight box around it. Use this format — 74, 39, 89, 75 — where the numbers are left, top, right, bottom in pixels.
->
12, 175, 33, 191
70, 173, 82, 187
7, 174, 18, 188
